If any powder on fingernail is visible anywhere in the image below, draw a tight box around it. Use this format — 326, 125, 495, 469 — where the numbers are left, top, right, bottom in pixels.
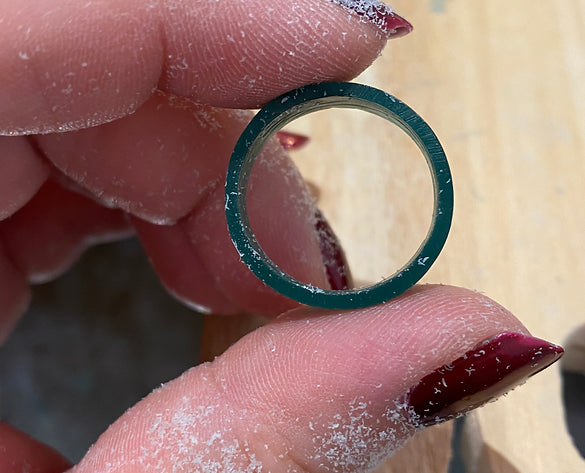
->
329, 0, 396, 30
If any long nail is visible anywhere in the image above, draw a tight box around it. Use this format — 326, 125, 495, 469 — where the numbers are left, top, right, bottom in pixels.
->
329, 1, 413, 38
405, 332, 564, 426
314, 209, 353, 290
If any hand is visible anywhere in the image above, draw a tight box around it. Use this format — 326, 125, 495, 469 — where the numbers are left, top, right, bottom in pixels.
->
0, 1, 562, 472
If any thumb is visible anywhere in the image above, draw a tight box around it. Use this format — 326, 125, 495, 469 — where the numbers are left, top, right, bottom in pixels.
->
70, 286, 562, 473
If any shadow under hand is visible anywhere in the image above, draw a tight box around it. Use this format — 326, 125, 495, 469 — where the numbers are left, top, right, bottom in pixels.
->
0, 238, 203, 462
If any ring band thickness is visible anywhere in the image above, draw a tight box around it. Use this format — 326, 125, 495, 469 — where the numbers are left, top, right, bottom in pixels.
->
225, 82, 453, 309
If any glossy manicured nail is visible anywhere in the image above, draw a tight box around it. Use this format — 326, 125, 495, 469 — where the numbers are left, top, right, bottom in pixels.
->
314, 209, 353, 290
330, 1, 413, 38
276, 131, 310, 150
406, 332, 564, 426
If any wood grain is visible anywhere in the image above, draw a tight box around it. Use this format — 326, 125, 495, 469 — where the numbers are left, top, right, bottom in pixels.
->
372, 424, 452, 473
363, 1, 583, 471
202, 0, 585, 471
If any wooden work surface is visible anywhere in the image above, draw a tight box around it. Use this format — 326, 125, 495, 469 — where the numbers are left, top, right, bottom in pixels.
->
202, 1, 585, 472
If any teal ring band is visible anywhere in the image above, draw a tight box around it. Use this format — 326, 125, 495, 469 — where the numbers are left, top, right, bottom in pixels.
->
225, 82, 453, 309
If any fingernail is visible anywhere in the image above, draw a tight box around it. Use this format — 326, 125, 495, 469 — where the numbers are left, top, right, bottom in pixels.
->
314, 209, 353, 290
276, 131, 310, 150
330, 1, 413, 39
406, 332, 564, 426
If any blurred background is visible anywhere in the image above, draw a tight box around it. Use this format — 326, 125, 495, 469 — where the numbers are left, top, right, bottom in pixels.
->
0, 240, 203, 461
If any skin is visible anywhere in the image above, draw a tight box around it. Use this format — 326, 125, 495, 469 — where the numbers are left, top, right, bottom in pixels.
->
0, 1, 530, 472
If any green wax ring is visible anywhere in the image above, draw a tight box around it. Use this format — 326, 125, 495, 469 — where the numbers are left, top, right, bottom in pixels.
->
225, 82, 453, 309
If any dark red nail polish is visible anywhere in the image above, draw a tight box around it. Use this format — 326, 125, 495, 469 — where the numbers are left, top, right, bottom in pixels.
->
314, 209, 353, 290
276, 131, 310, 150
371, 10, 413, 38
330, 1, 413, 38
406, 333, 564, 426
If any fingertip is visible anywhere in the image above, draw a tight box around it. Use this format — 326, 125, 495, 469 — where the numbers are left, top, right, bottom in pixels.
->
1, 0, 403, 134
162, 0, 392, 108
132, 216, 240, 315
33, 93, 332, 316
0, 422, 71, 473
183, 140, 331, 316
0, 179, 132, 284
210, 285, 536, 469
71, 285, 537, 473
0, 137, 49, 221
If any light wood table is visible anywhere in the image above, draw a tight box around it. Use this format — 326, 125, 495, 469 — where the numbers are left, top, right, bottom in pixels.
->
202, 1, 585, 471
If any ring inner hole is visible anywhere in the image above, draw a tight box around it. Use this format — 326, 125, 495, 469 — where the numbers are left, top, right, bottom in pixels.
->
246, 107, 435, 290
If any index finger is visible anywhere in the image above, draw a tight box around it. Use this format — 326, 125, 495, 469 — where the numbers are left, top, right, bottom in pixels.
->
0, 0, 411, 135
